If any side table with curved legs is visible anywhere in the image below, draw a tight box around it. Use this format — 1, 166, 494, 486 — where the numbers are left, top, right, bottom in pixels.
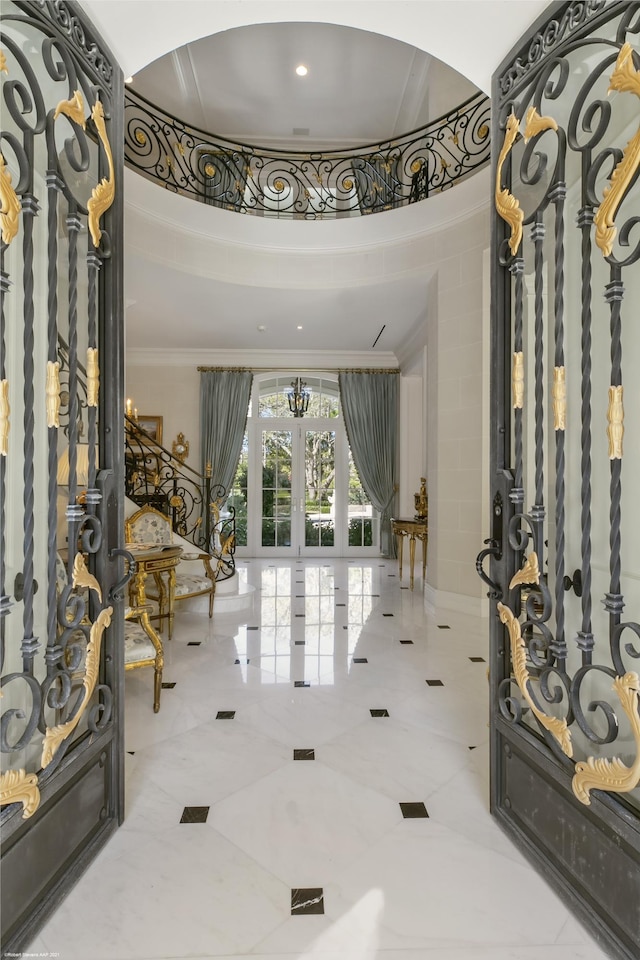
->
391, 518, 428, 589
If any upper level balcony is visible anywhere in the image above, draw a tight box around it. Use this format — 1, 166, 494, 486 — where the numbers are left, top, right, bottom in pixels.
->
124, 87, 490, 221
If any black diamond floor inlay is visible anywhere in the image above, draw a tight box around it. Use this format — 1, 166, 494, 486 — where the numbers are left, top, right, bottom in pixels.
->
383, 613, 394, 617
187, 641, 201, 646
247, 626, 259, 631
161, 682, 176, 689
180, 806, 209, 824
370, 709, 389, 717
294, 681, 310, 687
336, 603, 346, 607
295, 640, 306, 645
343, 625, 349, 630
234, 658, 250, 664
468, 745, 477, 750
401, 586, 410, 590
127, 750, 135, 755
469, 656, 486, 662
216, 711, 235, 720
293, 749, 315, 760
291, 887, 324, 915
400, 802, 429, 819
437, 625, 451, 630
400, 640, 414, 644
353, 657, 368, 663
426, 679, 444, 686
295, 614, 305, 618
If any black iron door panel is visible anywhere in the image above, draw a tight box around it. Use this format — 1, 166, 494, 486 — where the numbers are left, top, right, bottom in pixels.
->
0, 2, 124, 954
486, 3, 640, 957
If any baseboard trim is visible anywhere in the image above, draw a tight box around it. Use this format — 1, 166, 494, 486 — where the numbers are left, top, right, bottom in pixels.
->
424, 583, 489, 618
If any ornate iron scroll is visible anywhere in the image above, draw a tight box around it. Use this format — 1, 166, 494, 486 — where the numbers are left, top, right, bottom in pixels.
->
490, 2, 640, 811
124, 87, 490, 219
1, 0, 120, 829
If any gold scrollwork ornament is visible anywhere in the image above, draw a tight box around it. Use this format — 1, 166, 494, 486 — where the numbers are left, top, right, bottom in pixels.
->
73, 551, 102, 602
523, 105, 558, 142
495, 113, 523, 256
0, 768, 41, 820
0, 152, 21, 245
87, 99, 115, 248
41, 606, 113, 767
572, 672, 640, 805
594, 42, 640, 258
497, 599, 573, 757
53, 89, 86, 128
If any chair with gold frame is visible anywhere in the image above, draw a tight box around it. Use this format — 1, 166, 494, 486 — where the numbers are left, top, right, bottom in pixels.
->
124, 504, 216, 627
124, 603, 164, 713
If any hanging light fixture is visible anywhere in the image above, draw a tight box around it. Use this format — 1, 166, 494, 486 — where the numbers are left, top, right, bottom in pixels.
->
286, 377, 311, 418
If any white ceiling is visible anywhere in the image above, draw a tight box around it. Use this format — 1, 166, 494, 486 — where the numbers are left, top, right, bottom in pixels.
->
125, 252, 432, 355
132, 22, 447, 149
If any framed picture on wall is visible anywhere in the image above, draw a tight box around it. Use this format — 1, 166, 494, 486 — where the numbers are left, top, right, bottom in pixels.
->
137, 415, 163, 445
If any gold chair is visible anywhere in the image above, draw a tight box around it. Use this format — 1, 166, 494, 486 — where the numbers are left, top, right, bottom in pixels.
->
124, 603, 164, 713
124, 504, 216, 630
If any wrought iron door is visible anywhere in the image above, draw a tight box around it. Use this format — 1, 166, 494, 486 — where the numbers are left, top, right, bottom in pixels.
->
0, 2, 124, 953
481, 3, 640, 957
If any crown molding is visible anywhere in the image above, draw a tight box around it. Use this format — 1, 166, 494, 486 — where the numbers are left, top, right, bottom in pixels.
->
125, 347, 400, 368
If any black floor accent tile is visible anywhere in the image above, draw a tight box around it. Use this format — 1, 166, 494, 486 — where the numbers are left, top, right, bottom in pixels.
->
296, 580, 304, 583
296, 594, 305, 597
295, 614, 305, 617
469, 656, 486, 662
388, 574, 396, 577
247, 626, 259, 631
400, 802, 429, 819
295, 640, 306, 645
216, 711, 235, 720
426, 679, 444, 686
400, 640, 414, 644
293, 749, 315, 760
188, 641, 201, 646
180, 806, 210, 824
336, 603, 346, 607
371, 594, 380, 597
294, 681, 310, 688
383, 613, 394, 617
437, 624, 451, 630
468, 745, 477, 750
401, 587, 410, 590
127, 750, 135, 755
291, 888, 324, 915
161, 682, 176, 689
353, 657, 368, 663
370, 709, 389, 717
234, 658, 250, 664
343, 625, 349, 630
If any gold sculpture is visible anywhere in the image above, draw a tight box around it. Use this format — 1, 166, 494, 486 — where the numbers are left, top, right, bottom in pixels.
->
523, 105, 558, 142
414, 478, 428, 520
0, 768, 41, 820
0, 152, 21, 245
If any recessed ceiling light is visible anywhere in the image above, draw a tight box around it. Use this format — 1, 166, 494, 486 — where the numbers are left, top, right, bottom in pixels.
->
124, 76, 134, 85
295, 65, 308, 77
297, 325, 303, 330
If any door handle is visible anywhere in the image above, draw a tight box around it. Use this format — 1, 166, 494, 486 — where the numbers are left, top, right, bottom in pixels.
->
108, 547, 136, 602
475, 539, 503, 600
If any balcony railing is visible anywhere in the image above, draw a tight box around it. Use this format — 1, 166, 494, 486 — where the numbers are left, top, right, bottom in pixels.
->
124, 88, 490, 220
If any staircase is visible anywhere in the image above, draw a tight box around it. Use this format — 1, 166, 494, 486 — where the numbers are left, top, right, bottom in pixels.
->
124, 415, 236, 581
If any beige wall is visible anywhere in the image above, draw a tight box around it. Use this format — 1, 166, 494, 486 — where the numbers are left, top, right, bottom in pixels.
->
125, 363, 201, 471
426, 208, 489, 608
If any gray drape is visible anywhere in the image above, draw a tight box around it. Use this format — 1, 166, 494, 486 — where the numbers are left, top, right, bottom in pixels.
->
339, 371, 399, 557
200, 370, 253, 499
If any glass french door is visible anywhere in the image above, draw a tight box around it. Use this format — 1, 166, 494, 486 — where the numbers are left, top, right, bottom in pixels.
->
255, 421, 342, 556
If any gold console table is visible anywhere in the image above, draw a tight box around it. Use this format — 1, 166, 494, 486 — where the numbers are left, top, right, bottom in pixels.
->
391, 517, 428, 589
126, 544, 183, 639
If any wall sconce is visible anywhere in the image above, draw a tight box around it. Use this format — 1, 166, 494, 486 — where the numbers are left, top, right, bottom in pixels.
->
172, 432, 189, 462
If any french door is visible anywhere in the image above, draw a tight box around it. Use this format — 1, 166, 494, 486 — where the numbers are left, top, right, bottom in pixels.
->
480, 3, 640, 957
254, 420, 343, 556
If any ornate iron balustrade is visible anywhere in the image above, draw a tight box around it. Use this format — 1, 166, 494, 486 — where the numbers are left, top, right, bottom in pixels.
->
124, 88, 490, 219
125, 416, 236, 581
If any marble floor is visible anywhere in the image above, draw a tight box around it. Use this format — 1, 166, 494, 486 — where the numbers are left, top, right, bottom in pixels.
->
34, 559, 609, 960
